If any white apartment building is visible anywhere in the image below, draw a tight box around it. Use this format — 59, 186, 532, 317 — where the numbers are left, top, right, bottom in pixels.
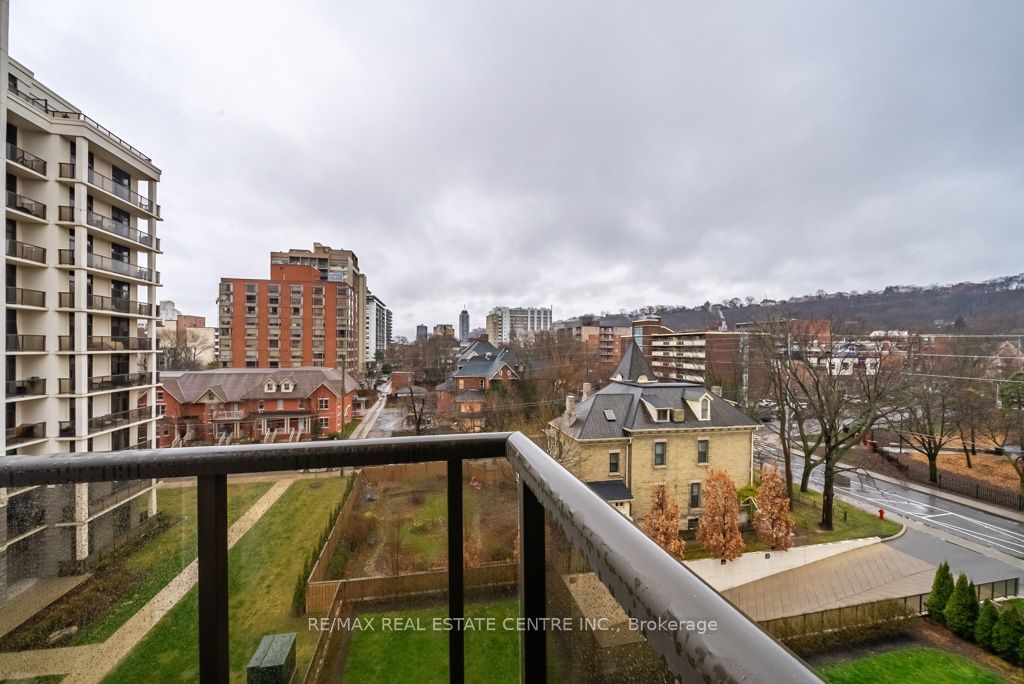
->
485, 306, 553, 343
2, 10, 161, 600
364, 292, 392, 367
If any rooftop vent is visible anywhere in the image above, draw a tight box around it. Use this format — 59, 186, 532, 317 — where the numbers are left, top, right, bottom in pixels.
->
603, 409, 616, 421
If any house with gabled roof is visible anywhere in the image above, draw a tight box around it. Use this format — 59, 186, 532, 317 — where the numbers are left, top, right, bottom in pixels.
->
158, 367, 358, 446
548, 341, 756, 523
436, 346, 526, 431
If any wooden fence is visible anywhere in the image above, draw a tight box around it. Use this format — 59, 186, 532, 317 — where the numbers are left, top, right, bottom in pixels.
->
360, 459, 514, 486
307, 562, 517, 613
307, 470, 366, 585
760, 576, 1020, 639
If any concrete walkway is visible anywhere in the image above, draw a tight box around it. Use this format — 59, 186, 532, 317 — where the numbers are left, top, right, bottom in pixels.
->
0, 479, 293, 683
349, 395, 386, 440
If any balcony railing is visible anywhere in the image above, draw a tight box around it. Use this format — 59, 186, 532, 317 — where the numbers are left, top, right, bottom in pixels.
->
88, 407, 152, 432
5, 142, 47, 175
6, 286, 46, 307
86, 252, 159, 282
57, 291, 157, 316
7, 334, 46, 352
0, 434, 816, 683
58, 249, 75, 265
6, 190, 46, 219
88, 372, 152, 392
59, 335, 153, 352
58, 419, 75, 436
86, 210, 160, 250
5, 421, 46, 446
7, 84, 153, 164
6, 238, 47, 263
58, 162, 75, 179
87, 168, 160, 216
6, 377, 46, 397
211, 409, 247, 421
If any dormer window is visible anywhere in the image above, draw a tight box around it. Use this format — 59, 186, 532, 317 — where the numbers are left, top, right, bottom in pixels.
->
656, 408, 669, 422
264, 380, 277, 393
700, 397, 711, 421
281, 380, 293, 393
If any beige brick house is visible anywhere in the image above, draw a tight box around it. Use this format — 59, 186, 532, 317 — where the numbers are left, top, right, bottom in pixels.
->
548, 342, 756, 525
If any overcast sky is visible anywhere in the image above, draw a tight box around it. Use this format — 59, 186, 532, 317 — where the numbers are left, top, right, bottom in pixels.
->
12, 1, 1024, 338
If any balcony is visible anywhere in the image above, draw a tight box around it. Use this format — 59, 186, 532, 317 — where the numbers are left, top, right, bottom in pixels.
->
6, 238, 47, 264
6, 334, 46, 352
0, 434, 815, 683
6, 377, 46, 398
86, 209, 160, 250
5, 421, 46, 447
59, 335, 153, 352
7, 84, 153, 164
58, 249, 75, 265
6, 285, 46, 307
86, 252, 159, 283
87, 168, 161, 217
57, 291, 157, 317
88, 372, 152, 392
5, 142, 47, 176
58, 162, 75, 179
211, 409, 247, 421
58, 419, 76, 436
6, 190, 46, 220
88, 407, 152, 433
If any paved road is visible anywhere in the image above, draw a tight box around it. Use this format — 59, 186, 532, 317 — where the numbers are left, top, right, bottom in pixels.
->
756, 430, 1024, 562
365, 406, 406, 438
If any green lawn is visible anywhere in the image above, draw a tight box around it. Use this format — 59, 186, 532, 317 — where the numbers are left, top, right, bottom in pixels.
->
820, 647, 1003, 684
685, 489, 900, 559
343, 599, 519, 683
72, 482, 271, 645
103, 476, 349, 683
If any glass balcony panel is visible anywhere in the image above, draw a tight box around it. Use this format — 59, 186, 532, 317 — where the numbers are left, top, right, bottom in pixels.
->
5, 190, 46, 219
5, 142, 47, 175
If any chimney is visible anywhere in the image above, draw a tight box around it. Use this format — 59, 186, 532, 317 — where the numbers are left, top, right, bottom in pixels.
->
711, 386, 723, 397
581, 382, 592, 400
565, 394, 576, 419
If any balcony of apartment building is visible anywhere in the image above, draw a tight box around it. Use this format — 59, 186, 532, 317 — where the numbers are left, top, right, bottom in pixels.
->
0, 434, 817, 682
87, 407, 153, 435
87, 372, 153, 393
5, 190, 47, 223
5, 376, 46, 401
57, 334, 153, 353
57, 249, 160, 284
6, 333, 46, 353
57, 291, 158, 317
5, 141, 48, 180
84, 167, 161, 219
54, 206, 161, 252
5, 285, 46, 310
4, 420, 46, 449
6, 238, 47, 266
7, 80, 154, 167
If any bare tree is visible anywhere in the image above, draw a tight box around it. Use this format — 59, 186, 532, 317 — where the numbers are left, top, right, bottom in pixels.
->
158, 327, 214, 370
406, 385, 435, 435
897, 352, 958, 483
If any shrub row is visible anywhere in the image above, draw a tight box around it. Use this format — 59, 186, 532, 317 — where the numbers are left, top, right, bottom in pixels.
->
290, 479, 353, 616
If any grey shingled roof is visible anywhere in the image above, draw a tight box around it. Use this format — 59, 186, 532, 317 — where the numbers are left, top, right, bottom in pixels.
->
611, 340, 657, 382
587, 479, 633, 502
457, 339, 499, 364
552, 379, 756, 440
452, 348, 520, 381
161, 367, 358, 404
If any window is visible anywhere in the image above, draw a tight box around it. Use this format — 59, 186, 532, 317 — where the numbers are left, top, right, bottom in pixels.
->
258, 400, 265, 411
689, 482, 701, 509
264, 380, 276, 392
697, 440, 709, 464
656, 408, 669, 422
603, 409, 616, 421
276, 400, 284, 410
687, 517, 699, 530
318, 398, 329, 410
319, 417, 329, 429
700, 397, 711, 421
654, 442, 666, 467
609, 452, 620, 474
281, 380, 293, 392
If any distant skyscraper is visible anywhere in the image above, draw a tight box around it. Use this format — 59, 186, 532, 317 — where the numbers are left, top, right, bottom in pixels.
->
416, 324, 428, 342
459, 309, 470, 342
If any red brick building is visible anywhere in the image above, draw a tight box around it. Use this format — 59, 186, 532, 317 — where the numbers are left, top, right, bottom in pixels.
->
157, 367, 357, 446
217, 243, 366, 371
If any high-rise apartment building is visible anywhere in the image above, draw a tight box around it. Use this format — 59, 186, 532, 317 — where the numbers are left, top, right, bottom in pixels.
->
219, 244, 367, 372
459, 309, 469, 342
485, 306, 552, 343
2, 16, 161, 599
364, 292, 392, 366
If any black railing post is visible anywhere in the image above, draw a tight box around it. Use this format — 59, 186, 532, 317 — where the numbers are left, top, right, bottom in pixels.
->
198, 474, 229, 683
519, 481, 546, 682
447, 458, 465, 684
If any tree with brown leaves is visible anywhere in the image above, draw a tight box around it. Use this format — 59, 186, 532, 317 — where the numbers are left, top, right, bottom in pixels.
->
696, 470, 745, 561
754, 466, 795, 550
640, 484, 685, 559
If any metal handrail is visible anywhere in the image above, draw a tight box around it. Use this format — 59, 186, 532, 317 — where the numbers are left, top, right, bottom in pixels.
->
6, 238, 47, 263
6, 286, 46, 307
87, 168, 160, 216
86, 210, 159, 250
5, 142, 47, 175
6, 190, 46, 219
0, 433, 817, 682
7, 85, 153, 163
86, 252, 158, 282
57, 292, 156, 316
6, 334, 46, 352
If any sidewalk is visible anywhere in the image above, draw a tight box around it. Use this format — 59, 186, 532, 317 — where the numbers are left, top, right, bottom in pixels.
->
349, 395, 386, 440
862, 469, 1024, 524
0, 479, 293, 683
